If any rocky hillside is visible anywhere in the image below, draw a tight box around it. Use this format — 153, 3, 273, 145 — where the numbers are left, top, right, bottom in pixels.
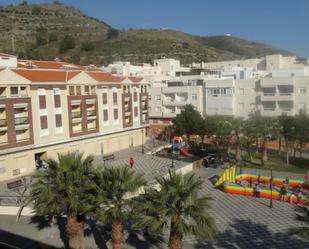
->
0, 2, 293, 65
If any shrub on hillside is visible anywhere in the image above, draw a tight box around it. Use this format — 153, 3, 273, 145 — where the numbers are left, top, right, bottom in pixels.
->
81, 41, 95, 51
59, 35, 75, 53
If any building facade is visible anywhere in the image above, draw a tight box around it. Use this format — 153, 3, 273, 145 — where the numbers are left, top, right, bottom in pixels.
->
0, 57, 149, 181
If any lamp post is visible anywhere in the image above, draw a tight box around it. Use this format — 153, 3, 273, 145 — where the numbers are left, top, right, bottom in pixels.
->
270, 168, 273, 208
142, 129, 144, 154
171, 146, 174, 168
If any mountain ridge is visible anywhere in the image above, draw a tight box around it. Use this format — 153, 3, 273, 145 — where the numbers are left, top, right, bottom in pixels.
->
0, 2, 293, 65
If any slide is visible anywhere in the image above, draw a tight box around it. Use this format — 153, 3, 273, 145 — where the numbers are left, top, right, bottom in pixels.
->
179, 145, 193, 158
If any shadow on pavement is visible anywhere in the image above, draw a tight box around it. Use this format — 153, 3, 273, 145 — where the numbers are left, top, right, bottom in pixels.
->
193, 218, 309, 249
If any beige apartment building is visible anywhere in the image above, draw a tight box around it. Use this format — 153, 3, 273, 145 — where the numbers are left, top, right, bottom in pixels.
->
0, 54, 149, 181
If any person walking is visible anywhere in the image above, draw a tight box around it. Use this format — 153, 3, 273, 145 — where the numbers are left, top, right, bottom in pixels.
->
129, 157, 135, 168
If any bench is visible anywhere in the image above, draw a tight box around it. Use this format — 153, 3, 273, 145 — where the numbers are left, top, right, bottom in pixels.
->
103, 154, 115, 161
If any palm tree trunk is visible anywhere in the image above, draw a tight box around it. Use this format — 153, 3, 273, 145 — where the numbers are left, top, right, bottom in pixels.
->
168, 214, 183, 249
112, 219, 124, 249
67, 212, 84, 249
261, 139, 268, 166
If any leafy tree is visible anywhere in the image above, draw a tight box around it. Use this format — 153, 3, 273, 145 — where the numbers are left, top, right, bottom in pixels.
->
59, 35, 75, 53
81, 41, 95, 51
134, 170, 216, 249
204, 115, 232, 153
172, 104, 204, 140
31, 5, 41, 15
48, 32, 58, 42
29, 152, 95, 249
279, 114, 296, 165
94, 166, 146, 249
107, 28, 120, 39
246, 112, 279, 165
36, 35, 47, 46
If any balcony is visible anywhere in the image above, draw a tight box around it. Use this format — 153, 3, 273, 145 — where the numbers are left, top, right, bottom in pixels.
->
163, 99, 188, 106
87, 110, 96, 120
72, 111, 82, 118
0, 119, 7, 131
260, 93, 294, 102
260, 77, 294, 87
15, 117, 29, 125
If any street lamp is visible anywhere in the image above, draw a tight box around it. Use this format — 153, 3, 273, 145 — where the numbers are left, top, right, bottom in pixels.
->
142, 129, 144, 154
171, 146, 174, 168
270, 168, 273, 208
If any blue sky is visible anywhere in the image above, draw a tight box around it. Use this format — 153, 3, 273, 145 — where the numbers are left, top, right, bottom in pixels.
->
1, 0, 308, 57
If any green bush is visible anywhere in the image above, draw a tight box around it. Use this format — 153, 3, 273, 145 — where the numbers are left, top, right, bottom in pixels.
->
36, 35, 47, 46
59, 35, 75, 53
32, 6, 41, 15
107, 28, 119, 39
48, 32, 58, 42
81, 41, 95, 51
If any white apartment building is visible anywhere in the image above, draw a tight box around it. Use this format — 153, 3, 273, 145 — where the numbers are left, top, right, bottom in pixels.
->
149, 81, 204, 120
103, 54, 309, 121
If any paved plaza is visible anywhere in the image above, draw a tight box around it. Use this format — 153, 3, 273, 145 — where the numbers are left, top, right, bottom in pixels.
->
0, 144, 308, 249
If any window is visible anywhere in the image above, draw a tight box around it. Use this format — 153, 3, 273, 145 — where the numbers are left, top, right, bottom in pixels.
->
134, 106, 138, 117
39, 95, 46, 109
191, 94, 197, 100
155, 106, 161, 113
148, 94, 152, 100
113, 109, 118, 120
0, 87, 6, 98
76, 86, 82, 95
55, 114, 62, 127
84, 86, 89, 95
40, 116, 48, 130
113, 92, 118, 105
155, 95, 161, 100
238, 88, 244, 95
134, 92, 138, 102
54, 95, 61, 108
103, 110, 108, 121
69, 86, 75, 95
90, 86, 96, 95
10, 87, 18, 97
299, 87, 306, 94
102, 93, 108, 105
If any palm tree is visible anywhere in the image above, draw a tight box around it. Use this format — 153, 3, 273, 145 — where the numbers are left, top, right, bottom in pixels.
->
229, 117, 245, 164
134, 170, 216, 249
30, 152, 95, 249
93, 166, 146, 249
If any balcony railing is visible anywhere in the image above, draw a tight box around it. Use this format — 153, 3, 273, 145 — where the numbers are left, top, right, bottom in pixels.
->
15, 117, 29, 125
87, 110, 96, 117
72, 111, 82, 118
0, 119, 7, 127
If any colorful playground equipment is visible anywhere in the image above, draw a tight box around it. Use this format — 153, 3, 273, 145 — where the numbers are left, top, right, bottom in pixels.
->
172, 136, 193, 158
215, 166, 308, 205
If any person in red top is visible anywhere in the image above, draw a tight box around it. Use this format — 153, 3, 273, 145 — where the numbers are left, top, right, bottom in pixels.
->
129, 157, 135, 168
305, 171, 309, 181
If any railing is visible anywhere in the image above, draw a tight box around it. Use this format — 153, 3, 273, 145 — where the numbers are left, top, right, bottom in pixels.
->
263, 93, 276, 96
87, 110, 96, 117
16, 137, 30, 142
14, 117, 29, 125
0, 119, 7, 127
279, 93, 293, 96
71, 111, 82, 118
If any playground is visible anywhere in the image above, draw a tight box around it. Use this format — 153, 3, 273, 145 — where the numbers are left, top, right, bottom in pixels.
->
215, 165, 309, 206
